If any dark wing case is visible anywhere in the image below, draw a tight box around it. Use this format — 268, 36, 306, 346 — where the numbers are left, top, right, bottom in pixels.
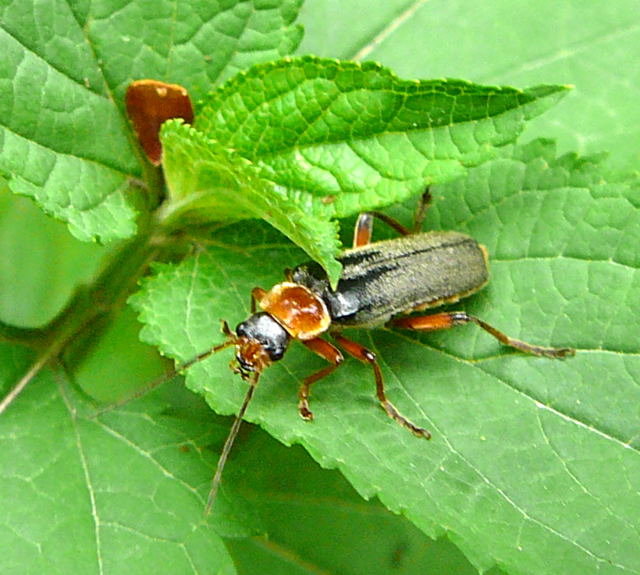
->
292, 231, 489, 328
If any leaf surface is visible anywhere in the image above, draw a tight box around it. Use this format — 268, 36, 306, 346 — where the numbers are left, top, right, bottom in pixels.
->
2, 4, 639, 575
160, 56, 568, 284
0, 186, 107, 327
298, 1, 640, 171
225, 427, 494, 575
0, 0, 303, 242
132, 139, 640, 575
0, 344, 240, 575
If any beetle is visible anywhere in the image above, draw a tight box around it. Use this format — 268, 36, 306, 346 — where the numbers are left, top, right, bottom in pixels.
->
196, 191, 574, 512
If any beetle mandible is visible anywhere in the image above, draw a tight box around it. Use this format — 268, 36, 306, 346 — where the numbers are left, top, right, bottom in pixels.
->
196, 190, 574, 512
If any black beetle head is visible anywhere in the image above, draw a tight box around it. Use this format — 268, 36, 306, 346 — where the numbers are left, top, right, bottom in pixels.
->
234, 312, 291, 375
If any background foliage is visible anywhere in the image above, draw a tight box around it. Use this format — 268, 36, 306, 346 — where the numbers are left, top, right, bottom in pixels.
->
1, 2, 639, 575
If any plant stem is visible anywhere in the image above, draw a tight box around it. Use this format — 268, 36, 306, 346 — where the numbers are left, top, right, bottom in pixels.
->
0, 225, 167, 413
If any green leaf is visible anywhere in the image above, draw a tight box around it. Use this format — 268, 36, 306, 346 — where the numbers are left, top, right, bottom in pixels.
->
0, 324, 490, 575
297, 1, 640, 172
87, 0, 303, 97
131, 139, 640, 575
224, 427, 497, 575
160, 56, 568, 284
0, 344, 240, 575
0, 0, 303, 242
194, 58, 567, 212
159, 120, 343, 285
3, 4, 638, 575
0, 186, 107, 328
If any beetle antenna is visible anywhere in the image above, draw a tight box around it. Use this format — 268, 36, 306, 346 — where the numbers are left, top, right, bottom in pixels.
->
93, 335, 236, 417
205, 372, 259, 515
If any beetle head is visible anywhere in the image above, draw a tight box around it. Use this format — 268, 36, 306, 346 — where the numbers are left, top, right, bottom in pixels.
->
232, 312, 291, 377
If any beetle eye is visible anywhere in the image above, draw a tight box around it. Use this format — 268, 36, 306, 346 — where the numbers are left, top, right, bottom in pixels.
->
268, 347, 285, 361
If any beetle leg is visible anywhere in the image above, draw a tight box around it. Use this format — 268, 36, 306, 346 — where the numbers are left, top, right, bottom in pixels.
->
353, 212, 410, 247
250, 287, 267, 313
352, 188, 433, 247
390, 312, 574, 358
298, 338, 344, 420
411, 188, 432, 233
353, 212, 375, 247
332, 333, 431, 439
